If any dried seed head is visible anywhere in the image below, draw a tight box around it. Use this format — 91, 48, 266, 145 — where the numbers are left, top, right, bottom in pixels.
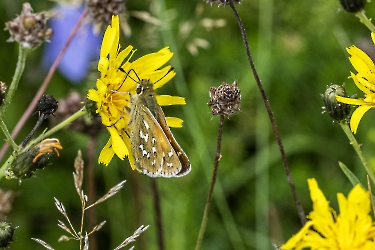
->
37, 94, 58, 118
204, 0, 241, 7
86, 0, 126, 25
321, 84, 351, 122
208, 80, 241, 117
0, 82, 7, 107
6, 138, 62, 180
0, 220, 15, 249
339, 0, 366, 13
5, 3, 53, 49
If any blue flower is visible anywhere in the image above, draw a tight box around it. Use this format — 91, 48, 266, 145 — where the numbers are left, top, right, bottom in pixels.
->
42, 5, 101, 83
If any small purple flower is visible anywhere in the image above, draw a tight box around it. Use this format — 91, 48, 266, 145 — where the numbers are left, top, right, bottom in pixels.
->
42, 5, 101, 83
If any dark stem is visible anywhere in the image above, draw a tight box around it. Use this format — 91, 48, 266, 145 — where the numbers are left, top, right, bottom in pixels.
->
228, 1, 306, 225
22, 114, 46, 147
195, 115, 225, 250
86, 136, 97, 250
150, 178, 165, 250
130, 170, 146, 250
0, 9, 88, 160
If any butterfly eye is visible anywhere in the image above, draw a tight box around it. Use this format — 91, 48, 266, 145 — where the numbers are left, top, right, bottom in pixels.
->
136, 85, 143, 94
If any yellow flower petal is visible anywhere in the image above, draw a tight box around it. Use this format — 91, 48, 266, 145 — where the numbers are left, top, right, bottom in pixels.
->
350, 105, 372, 134
166, 117, 183, 128
156, 95, 186, 106
98, 139, 115, 166
108, 127, 127, 159
336, 96, 367, 105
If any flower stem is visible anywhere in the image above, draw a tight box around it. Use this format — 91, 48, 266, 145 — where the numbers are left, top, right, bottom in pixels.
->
195, 115, 224, 250
0, 120, 17, 150
339, 121, 375, 184
30, 107, 87, 147
356, 10, 375, 34
228, 0, 306, 225
0, 44, 27, 119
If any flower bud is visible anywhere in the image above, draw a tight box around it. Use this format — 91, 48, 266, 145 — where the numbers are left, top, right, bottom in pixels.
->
87, 0, 126, 25
339, 0, 366, 13
6, 139, 62, 180
0, 221, 15, 248
321, 84, 351, 122
37, 94, 58, 118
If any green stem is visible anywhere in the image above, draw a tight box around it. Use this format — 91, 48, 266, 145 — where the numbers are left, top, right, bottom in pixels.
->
339, 121, 375, 184
0, 120, 17, 150
356, 10, 375, 34
30, 107, 87, 148
0, 44, 27, 119
0, 107, 88, 180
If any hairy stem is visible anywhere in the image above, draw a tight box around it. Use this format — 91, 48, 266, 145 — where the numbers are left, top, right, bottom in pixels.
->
195, 115, 224, 250
229, 0, 306, 225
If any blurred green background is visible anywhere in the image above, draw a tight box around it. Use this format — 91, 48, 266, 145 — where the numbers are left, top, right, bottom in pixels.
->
0, 0, 375, 249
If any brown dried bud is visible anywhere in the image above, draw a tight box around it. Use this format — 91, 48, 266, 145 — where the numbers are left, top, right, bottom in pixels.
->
86, 0, 126, 25
204, 0, 241, 7
37, 94, 58, 118
5, 3, 53, 49
208, 80, 241, 117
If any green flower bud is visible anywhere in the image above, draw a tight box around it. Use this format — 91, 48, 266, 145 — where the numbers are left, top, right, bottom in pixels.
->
321, 84, 351, 122
0, 221, 15, 248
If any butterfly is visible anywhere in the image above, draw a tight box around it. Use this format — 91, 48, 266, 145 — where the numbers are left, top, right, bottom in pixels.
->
120, 68, 191, 177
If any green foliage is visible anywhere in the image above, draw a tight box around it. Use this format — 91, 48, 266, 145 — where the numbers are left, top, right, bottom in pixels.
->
0, 0, 374, 249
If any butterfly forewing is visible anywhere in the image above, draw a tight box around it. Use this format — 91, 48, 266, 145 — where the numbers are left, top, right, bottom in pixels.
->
128, 79, 191, 178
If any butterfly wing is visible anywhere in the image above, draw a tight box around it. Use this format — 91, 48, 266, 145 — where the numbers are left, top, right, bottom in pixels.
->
130, 104, 190, 177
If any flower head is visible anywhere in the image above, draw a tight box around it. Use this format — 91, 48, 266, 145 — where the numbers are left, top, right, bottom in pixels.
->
5, 3, 53, 49
87, 15, 185, 167
281, 178, 375, 250
336, 33, 375, 133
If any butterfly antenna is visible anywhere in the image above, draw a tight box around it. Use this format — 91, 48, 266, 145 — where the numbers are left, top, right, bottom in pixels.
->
154, 67, 175, 85
117, 68, 141, 91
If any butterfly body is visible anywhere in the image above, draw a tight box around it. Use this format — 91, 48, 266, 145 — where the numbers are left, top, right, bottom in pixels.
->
128, 79, 191, 177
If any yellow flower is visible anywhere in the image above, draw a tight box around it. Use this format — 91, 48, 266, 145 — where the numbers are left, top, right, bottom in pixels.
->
336, 33, 375, 134
87, 15, 185, 167
281, 178, 375, 250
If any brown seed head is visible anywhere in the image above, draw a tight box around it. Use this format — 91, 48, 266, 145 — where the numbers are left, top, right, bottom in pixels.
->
86, 0, 127, 25
208, 80, 241, 117
5, 3, 53, 49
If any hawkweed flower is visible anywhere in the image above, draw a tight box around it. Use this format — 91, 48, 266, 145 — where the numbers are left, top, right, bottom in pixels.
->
42, 4, 101, 83
5, 2, 53, 49
87, 15, 185, 167
281, 178, 375, 250
336, 33, 375, 134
